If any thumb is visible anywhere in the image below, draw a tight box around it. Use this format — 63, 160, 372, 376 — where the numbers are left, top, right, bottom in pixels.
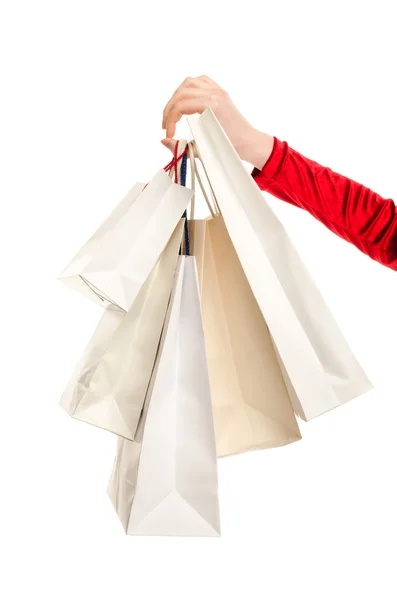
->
161, 138, 178, 154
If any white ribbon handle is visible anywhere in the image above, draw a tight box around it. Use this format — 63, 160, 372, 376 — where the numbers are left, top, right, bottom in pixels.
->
187, 141, 219, 219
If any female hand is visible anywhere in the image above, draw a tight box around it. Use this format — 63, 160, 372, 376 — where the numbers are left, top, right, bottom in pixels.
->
161, 75, 274, 169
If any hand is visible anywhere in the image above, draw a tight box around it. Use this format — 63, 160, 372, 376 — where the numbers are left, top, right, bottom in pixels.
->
161, 75, 274, 169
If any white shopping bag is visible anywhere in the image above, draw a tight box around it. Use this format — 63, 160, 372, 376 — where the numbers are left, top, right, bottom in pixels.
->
187, 108, 372, 421
59, 165, 193, 311
60, 220, 185, 439
108, 256, 221, 537
58, 183, 145, 307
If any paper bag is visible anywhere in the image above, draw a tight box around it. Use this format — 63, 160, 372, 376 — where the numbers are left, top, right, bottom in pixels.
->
60, 220, 185, 439
190, 215, 301, 457
59, 168, 193, 311
187, 109, 372, 421
59, 306, 125, 416
108, 256, 220, 537
58, 183, 145, 307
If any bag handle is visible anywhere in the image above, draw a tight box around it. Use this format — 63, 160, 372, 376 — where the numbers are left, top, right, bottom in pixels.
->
165, 140, 188, 182
163, 140, 219, 220
191, 140, 221, 215
187, 141, 219, 219
164, 140, 191, 255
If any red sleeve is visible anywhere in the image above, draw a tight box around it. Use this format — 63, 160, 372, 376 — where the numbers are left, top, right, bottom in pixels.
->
251, 137, 397, 271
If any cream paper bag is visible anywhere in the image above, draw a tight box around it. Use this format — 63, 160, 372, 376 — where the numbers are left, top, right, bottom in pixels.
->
186, 143, 300, 457
108, 256, 220, 537
191, 216, 301, 457
187, 110, 372, 421
60, 220, 185, 439
59, 163, 193, 311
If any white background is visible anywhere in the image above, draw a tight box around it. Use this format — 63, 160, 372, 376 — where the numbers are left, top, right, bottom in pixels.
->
1, 1, 397, 598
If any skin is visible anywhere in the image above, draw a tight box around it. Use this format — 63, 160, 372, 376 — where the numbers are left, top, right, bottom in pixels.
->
161, 75, 274, 171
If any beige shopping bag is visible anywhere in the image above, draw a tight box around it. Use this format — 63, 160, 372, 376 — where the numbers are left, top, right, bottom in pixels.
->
188, 110, 372, 421
186, 143, 301, 457
194, 216, 301, 457
59, 144, 192, 311
108, 256, 220, 537
60, 220, 185, 439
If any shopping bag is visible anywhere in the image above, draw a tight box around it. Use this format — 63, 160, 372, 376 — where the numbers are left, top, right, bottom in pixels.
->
59, 164, 193, 311
59, 305, 124, 416
108, 256, 221, 537
58, 183, 145, 307
191, 215, 301, 457
187, 109, 372, 421
60, 220, 185, 439
185, 143, 300, 456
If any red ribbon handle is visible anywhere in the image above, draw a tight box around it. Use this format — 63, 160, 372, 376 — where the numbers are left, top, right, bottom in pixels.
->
143, 140, 189, 190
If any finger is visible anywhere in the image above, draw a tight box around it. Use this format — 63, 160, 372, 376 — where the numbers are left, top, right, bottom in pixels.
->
197, 75, 221, 88
162, 76, 212, 128
163, 88, 218, 130
161, 138, 199, 158
160, 138, 177, 153
162, 78, 210, 128
165, 96, 214, 138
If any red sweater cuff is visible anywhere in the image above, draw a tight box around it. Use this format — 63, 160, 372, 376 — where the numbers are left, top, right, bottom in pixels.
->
251, 137, 289, 188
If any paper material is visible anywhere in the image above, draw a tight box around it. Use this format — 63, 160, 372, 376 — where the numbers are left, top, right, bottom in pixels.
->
60, 169, 193, 311
58, 183, 145, 307
59, 306, 124, 415
191, 217, 301, 457
62, 220, 184, 439
108, 257, 221, 537
188, 108, 372, 421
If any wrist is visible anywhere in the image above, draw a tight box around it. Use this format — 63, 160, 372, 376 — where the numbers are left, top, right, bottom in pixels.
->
236, 128, 274, 170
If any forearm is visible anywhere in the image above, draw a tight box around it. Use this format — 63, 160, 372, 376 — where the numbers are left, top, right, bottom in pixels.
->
235, 128, 275, 171
251, 137, 397, 270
